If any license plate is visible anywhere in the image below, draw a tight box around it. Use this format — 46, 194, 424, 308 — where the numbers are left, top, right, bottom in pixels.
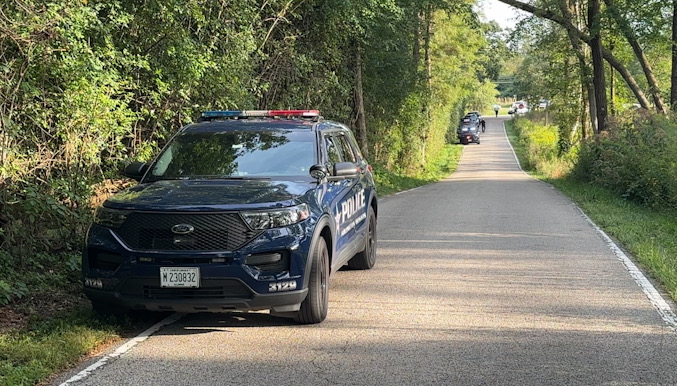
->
160, 267, 200, 288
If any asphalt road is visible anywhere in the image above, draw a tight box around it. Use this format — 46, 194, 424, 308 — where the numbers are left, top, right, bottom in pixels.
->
57, 117, 677, 385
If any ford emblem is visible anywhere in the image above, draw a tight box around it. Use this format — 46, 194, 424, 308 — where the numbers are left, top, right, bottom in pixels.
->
171, 224, 195, 235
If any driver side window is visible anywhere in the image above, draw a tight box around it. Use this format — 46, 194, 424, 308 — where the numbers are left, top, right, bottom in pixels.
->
324, 134, 343, 168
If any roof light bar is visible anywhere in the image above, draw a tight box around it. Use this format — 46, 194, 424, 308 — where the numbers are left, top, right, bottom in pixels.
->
269, 110, 320, 117
201, 110, 320, 120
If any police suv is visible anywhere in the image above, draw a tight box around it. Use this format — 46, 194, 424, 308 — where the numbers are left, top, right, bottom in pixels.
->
82, 110, 377, 324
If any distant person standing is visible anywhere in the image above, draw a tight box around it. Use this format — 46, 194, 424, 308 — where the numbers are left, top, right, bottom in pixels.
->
492, 104, 501, 117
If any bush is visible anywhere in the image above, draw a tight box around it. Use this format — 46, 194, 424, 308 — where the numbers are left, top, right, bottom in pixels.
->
512, 117, 571, 177
571, 111, 677, 211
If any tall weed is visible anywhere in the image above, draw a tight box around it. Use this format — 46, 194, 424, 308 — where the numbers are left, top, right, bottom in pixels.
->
511, 117, 573, 177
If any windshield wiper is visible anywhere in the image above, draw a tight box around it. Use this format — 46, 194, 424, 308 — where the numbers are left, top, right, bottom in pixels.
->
147, 175, 271, 182
208, 176, 271, 180
145, 176, 193, 182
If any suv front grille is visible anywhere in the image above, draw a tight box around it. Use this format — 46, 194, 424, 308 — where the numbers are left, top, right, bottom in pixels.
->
117, 212, 261, 251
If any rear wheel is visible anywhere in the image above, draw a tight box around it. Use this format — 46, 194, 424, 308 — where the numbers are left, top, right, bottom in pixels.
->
296, 237, 329, 324
348, 208, 376, 270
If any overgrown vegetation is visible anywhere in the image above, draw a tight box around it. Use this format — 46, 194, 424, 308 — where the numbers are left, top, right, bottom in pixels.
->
507, 115, 677, 302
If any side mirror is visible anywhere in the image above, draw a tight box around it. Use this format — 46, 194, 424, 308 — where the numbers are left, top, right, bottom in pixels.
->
309, 164, 328, 180
331, 162, 359, 180
124, 161, 148, 181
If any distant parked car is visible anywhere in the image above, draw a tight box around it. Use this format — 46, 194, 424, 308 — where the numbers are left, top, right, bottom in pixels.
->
508, 101, 529, 115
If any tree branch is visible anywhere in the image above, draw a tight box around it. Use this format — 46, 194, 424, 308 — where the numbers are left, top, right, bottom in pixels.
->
495, 0, 651, 109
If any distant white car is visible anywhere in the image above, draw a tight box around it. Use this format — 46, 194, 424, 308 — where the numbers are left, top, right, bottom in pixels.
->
509, 101, 529, 115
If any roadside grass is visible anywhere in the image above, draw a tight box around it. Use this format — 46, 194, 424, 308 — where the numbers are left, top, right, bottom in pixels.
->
1, 143, 465, 386
373, 144, 463, 196
505, 120, 677, 302
0, 307, 120, 386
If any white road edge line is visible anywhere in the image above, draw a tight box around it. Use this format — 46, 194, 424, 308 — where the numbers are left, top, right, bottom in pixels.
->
502, 120, 677, 331
59, 312, 184, 385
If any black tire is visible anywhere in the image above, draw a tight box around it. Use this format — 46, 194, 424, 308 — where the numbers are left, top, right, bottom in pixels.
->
296, 237, 329, 324
347, 208, 376, 270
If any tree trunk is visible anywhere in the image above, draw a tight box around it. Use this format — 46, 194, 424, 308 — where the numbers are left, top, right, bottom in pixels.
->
589, 0, 607, 132
412, 9, 421, 70
496, 0, 652, 110
609, 59, 615, 115
421, 4, 433, 164
603, 0, 667, 114
559, 0, 596, 134
670, 0, 677, 111
424, 4, 432, 85
354, 42, 368, 157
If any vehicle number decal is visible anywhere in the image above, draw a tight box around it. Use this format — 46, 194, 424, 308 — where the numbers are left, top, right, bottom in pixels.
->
269, 280, 297, 293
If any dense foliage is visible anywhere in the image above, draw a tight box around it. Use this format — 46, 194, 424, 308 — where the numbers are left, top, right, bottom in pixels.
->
0, 0, 495, 304
573, 112, 677, 211
512, 111, 677, 212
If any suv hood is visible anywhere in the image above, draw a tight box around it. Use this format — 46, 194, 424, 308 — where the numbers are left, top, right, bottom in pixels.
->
104, 179, 313, 211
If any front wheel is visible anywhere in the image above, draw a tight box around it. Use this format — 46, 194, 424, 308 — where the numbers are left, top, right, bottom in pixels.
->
348, 208, 377, 270
296, 237, 329, 324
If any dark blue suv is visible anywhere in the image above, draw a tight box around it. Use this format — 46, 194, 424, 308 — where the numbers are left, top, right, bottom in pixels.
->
82, 110, 377, 324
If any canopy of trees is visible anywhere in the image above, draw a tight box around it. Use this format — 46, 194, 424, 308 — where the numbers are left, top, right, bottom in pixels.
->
497, 0, 677, 133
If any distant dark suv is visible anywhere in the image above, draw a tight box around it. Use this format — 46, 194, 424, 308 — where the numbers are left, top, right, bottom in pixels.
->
457, 115, 480, 145
82, 110, 377, 324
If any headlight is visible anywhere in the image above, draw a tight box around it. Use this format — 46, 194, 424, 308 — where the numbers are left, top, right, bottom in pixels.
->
241, 204, 310, 230
461, 127, 469, 132
94, 207, 131, 228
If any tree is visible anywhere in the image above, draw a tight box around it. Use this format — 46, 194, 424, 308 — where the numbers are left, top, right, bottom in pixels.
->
495, 0, 652, 115
671, 0, 677, 110
588, 0, 608, 132
603, 0, 667, 113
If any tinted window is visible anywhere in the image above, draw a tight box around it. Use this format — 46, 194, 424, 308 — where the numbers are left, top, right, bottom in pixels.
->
324, 134, 343, 165
345, 132, 363, 160
336, 134, 356, 163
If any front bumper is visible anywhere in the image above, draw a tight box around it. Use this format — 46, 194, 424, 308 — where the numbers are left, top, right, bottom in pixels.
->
83, 220, 314, 313
83, 280, 308, 313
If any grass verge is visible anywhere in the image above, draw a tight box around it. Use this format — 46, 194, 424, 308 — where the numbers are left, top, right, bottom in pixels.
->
373, 144, 464, 196
1, 306, 121, 386
1, 143, 465, 386
505, 120, 677, 302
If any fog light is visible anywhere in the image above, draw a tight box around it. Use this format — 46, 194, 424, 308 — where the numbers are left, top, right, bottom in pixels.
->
245, 253, 282, 266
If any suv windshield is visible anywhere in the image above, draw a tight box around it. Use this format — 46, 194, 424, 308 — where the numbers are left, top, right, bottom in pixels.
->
147, 129, 315, 181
